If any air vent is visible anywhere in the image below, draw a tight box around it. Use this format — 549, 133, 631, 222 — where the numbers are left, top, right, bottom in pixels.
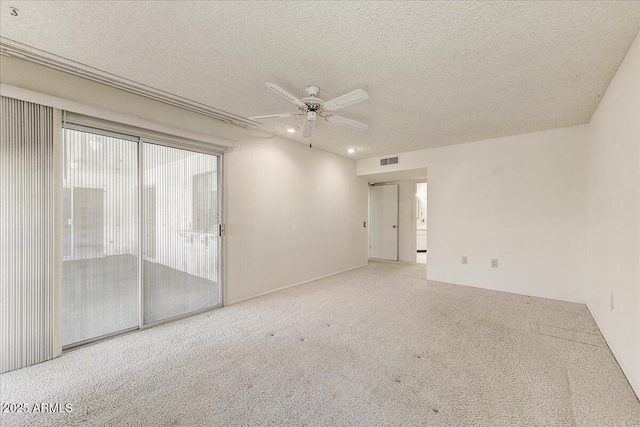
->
380, 156, 399, 166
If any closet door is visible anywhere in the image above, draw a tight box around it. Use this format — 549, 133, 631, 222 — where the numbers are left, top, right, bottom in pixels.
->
62, 128, 139, 346
142, 143, 221, 324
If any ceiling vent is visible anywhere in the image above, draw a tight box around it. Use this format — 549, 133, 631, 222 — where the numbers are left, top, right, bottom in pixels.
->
380, 156, 398, 166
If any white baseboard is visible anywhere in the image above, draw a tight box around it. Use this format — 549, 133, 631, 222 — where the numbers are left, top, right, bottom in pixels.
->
225, 263, 369, 306
586, 303, 640, 400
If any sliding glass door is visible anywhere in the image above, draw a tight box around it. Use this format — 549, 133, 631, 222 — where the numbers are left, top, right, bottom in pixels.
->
142, 143, 220, 324
62, 128, 139, 346
62, 124, 222, 347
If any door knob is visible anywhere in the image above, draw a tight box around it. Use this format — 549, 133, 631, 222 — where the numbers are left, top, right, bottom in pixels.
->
392, 225, 397, 228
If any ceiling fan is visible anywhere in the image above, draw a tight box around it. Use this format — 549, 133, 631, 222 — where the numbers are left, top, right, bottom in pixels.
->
250, 83, 369, 139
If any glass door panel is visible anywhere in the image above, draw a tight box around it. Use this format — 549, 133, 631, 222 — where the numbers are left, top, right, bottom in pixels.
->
62, 128, 138, 346
142, 143, 220, 324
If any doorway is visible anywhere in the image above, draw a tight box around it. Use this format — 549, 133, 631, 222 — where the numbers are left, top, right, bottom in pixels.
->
369, 184, 399, 260
142, 143, 221, 324
61, 128, 139, 346
416, 182, 427, 264
61, 124, 223, 348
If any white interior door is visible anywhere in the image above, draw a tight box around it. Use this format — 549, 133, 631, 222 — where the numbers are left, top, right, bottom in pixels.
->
370, 184, 398, 260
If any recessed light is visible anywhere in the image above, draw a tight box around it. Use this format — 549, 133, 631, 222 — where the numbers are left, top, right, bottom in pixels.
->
285, 126, 298, 133
348, 148, 356, 154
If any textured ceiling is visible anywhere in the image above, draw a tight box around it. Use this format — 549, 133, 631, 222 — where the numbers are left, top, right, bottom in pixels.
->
1, 1, 639, 159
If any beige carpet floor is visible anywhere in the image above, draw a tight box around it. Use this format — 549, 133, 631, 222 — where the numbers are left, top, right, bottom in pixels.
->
1, 261, 639, 426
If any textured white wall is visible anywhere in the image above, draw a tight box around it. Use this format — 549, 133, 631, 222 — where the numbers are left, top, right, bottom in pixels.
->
586, 32, 640, 397
224, 136, 369, 304
358, 125, 589, 303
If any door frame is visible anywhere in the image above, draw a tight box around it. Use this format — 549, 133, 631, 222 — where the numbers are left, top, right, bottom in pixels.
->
369, 183, 399, 261
61, 118, 226, 349
415, 181, 428, 263
138, 138, 224, 330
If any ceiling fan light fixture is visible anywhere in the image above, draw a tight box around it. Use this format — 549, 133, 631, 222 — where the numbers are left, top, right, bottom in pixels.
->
255, 83, 369, 141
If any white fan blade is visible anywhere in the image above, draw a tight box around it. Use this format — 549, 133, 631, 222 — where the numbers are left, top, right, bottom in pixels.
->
250, 113, 294, 120
303, 120, 314, 138
322, 89, 369, 112
327, 115, 368, 131
266, 83, 307, 109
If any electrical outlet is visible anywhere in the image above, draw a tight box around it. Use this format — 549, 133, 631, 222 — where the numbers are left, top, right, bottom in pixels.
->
491, 259, 498, 268
461, 256, 468, 265
610, 292, 614, 311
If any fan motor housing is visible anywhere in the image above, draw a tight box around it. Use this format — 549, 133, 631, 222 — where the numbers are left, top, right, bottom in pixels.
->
301, 85, 324, 111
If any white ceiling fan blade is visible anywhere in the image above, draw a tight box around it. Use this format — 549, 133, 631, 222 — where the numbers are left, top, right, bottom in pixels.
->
265, 83, 307, 109
249, 113, 295, 120
326, 115, 368, 131
322, 89, 369, 112
303, 120, 314, 138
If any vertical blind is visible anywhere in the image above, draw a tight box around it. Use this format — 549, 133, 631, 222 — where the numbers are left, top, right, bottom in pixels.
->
0, 96, 56, 373
1, 100, 223, 368
62, 128, 138, 346
143, 143, 220, 324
